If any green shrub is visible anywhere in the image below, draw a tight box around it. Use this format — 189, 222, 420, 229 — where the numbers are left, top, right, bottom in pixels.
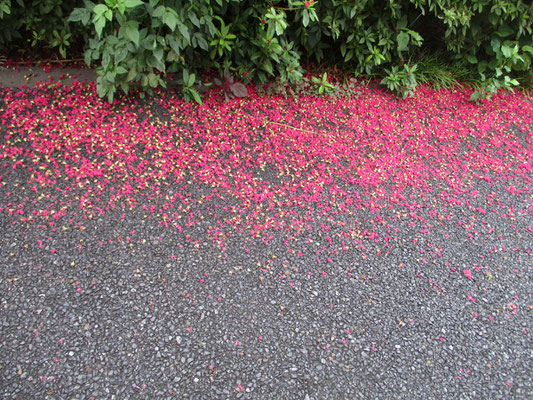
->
3, 0, 531, 102
0, 0, 85, 59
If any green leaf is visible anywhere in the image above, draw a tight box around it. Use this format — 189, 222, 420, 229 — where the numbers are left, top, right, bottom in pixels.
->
397, 15, 407, 30
495, 24, 514, 38
465, 54, 477, 64
102, 51, 111, 71
262, 58, 273, 75
340, 42, 346, 57
148, 72, 158, 87
469, 90, 481, 102
191, 89, 202, 104
187, 72, 195, 87
84, 49, 92, 66
162, 9, 178, 31
168, 36, 181, 53
522, 45, 533, 55
69, 8, 91, 25
302, 9, 309, 27
275, 21, 284, 36
477, 60, 487, 73
0, 2, 11, 14
153, 46, 163, 62
189, 12, 200, 28
94, 16, 106, 38
124, 0, 143, 8
501, 45, 512, 58
490, 38, 500, 53
345, 49, 354, 62
116, 66, 127, 74
127, 67, 137, 81
107, 87, 115, 103
195, 34, 208, 51
397, 31, 409, 52
115, 46, 128, 64
93, 4, 108, 16
167, 49, 179, 62
153, 5, 165, 18
123, 21, 139, 46
178, 23, 190, 43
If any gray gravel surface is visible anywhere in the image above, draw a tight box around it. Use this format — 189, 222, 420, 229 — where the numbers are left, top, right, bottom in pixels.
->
0, 82, 532, 400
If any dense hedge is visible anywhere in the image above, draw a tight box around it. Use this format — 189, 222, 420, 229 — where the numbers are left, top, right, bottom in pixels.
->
1, 0, 532, 102
0, 0, 86, 58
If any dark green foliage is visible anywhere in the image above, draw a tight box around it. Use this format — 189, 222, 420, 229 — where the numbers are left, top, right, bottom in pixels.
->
0, 0, 86, 59
1, 0, 531, 101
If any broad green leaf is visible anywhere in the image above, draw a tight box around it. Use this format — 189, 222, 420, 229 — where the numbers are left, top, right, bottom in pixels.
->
147, 55, 165, 71
168, 36, 181, 53
127, 67, 137, 81
115, 47, 128, 64
0, 2, 11, 14
262, 59, 273, 75
501, 45, 512, 58
124, 0, 143, 8
275, 22, 282, 36
496, 24, 514, 38
196, 34, 208, 51
187, 72, 195, 87
153, 46, 163, 62
162, 9, 178, 31
191, 89, 202, 104
397, 15, 407, 30
93, 4, 108, 17
124, 21, 139, 46
84, 49, 92, 66
94, 16, 106, 38
167, 49, 179, 61
490, 38, 500, 53
522, 45, 533, 55
120, 81, 130, 94
178, 23, 190, 43
148, 72, 158, 87
397, 31, 409, 52
153, 5, 165, 18
302, 10, 309, 27
69, 8, 90, 25
465, 54, 477, 64
189, 12, 200, 28
115, 66, 127, 74
345, 49, 354, 62
107, 87, 115, 103
102, 51, 111, 70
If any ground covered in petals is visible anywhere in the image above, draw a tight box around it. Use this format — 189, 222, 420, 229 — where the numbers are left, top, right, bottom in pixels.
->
0, 81, 531, 399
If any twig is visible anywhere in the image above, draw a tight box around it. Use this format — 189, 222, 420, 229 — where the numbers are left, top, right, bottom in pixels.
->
0, 58, 85, 65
